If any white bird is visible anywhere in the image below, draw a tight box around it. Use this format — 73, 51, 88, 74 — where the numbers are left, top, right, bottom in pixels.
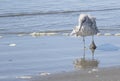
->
71, 14, 99, 49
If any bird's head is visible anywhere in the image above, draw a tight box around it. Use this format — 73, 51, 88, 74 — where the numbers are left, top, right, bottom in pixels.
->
78, 14, 89, 31
79, 14, 89, 25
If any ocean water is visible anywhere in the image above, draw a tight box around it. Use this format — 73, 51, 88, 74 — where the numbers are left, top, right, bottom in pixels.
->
0, 0, 120, 35
1, 0, 120, 81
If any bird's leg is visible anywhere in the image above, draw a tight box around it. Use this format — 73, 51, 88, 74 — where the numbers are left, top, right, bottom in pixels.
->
92, 52, 94, 60
83, 44, 85, 59
83, 36, 86, 60
90, 35, 97, 49
92, 35, 94, 42
90, 48, 95, 60
83, 36, 86, 49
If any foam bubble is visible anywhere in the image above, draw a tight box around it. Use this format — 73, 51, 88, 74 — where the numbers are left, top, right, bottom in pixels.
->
115, 33, 120, 36
0, 36, 3, 38
16, 76, 32, 79
9, 43, 16, 47
30, 32, 57, 37
40, 72, 51, 76
104, 33, 112, 36
96, 33, 102, 36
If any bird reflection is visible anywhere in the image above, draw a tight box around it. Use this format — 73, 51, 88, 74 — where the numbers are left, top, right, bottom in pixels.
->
73, 47, 99, 69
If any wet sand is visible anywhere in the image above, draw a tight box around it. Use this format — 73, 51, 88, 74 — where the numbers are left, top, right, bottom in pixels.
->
31, 67, 120, 81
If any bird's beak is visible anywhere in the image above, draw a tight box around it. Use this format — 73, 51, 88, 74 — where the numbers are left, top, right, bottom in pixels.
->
79, 18, 86, 31
79, 22, 83, 31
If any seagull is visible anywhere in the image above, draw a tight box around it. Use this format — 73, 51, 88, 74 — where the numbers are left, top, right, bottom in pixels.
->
71, 14, 99, 49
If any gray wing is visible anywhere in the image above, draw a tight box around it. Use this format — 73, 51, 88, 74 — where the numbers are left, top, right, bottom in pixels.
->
90, 17, 99, 33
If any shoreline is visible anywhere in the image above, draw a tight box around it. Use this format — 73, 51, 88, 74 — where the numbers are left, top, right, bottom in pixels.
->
30, 66, 120, 81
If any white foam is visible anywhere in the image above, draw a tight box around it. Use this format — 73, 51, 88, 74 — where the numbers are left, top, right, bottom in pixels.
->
104, 33, 112, 36
17, 34, 25, 36
0, 36, 3, 38
40, 72, 51, 76
92, 68, 98, 72
16, 76, 32, 79
97, 33, 102, 36
9, 43, 16, 47
30, 32, 57, 37
115, 33, 120, 36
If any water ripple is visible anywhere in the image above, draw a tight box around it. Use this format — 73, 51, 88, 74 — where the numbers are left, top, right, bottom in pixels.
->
0, 7, 120, 18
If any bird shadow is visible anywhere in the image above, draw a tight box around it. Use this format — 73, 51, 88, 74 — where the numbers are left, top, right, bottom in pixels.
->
73, 48, 99, 70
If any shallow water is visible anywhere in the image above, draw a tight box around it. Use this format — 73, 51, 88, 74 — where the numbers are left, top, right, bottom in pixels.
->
0, 35, 120, 81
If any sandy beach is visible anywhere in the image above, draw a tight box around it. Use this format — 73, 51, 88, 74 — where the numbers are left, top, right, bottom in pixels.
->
30, 67, 120, 81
